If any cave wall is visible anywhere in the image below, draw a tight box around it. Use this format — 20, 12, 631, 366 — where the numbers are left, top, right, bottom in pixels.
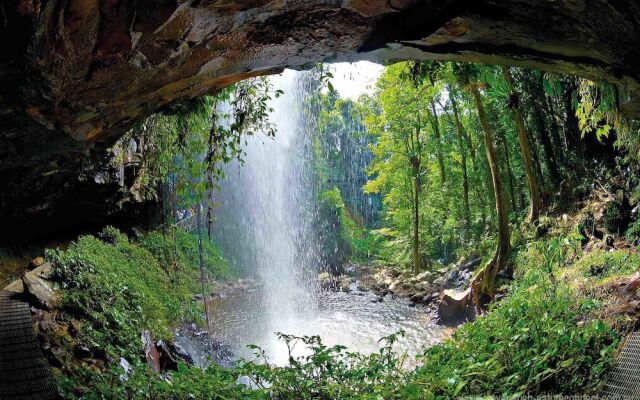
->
1, 0, 639, 239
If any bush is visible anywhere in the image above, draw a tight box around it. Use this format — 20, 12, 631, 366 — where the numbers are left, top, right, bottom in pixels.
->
603, 201, 629, 235
47, 228, 199, 355
410, 238, 618, 397
140, 228, 230, 281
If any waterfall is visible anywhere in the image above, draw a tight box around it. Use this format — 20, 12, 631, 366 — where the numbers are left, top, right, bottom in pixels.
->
212, 70, 320, 358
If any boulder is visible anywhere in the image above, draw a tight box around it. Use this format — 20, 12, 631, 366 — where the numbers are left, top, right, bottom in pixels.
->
433, 276, 447, 286
447, 270, 460, 283
29, 256, 45, 269
22, 263, 59, 309
3, 279, 24, 294
340, 277, 352, 292
400, 270, 413, 280
357, 274, 377, 291
390, 282, 416, 297
459, 258, 482, 272
414, 281, 433, 292
141, 331, 161, 373
438, 288, 473, 325
409, 292, 427, 304
416, 271, 436, 283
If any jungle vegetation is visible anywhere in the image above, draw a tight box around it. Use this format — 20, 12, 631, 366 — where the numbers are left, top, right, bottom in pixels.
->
48, 60, 640, 398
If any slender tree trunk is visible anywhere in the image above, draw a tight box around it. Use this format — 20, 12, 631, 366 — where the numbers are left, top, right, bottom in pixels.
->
533, 107, 561, 184
469, 83, 510, 306
501, 136, 517, 214
501, 67, 542, 222
412, 164, 421, 275
450, 94, 471, 242
429, 101, 446, 185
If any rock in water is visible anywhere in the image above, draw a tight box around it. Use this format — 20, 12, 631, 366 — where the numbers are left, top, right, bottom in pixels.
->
438, 288, 473, 325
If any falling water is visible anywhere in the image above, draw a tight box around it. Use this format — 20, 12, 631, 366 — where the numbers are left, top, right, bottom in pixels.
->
212, 70, 321, 362
211, 67, 448, 365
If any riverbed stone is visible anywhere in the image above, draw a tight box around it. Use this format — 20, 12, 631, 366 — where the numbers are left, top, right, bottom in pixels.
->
433, 276, 447, 286
410, 292, 427, 303
416, 271, 436, 283
438, 288, 472, 325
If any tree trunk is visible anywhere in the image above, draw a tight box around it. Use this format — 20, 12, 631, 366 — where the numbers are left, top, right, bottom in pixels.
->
429, 101, 447, 185
501, 67, 542, 222
412, 164, 421, 275
501, 135, 518, 214
469, 83, 510, 306
450, 94, 471, 242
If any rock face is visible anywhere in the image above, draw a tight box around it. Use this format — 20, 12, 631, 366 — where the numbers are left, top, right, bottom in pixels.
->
2, 0, 640, 231
22, 263, 60, 309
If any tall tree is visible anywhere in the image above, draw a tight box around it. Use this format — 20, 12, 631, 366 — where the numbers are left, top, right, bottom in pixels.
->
501, 67, 542, 221
458, 67, 510, 304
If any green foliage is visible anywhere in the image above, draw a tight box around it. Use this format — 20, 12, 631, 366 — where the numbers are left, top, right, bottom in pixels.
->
603, 201, 629, 234
140, 228, 231, 281
412, 238, 618, 397
47, 228, 198, 357
237, 332, 413, 399
110, 77, 280, 207
573, 248, 640, 281
317, 188, 380, 266
49, 229, 619, 399
57, 361, 259, 400
625, 219, 640, 242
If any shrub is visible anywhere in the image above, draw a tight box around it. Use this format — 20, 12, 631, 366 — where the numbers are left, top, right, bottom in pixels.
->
603, 201, 629, 235
410, 238, 618, 397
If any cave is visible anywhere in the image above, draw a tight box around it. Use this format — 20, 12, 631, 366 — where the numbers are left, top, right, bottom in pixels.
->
1, 0, 640, 240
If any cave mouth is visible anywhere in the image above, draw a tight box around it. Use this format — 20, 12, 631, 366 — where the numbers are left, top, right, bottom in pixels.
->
0, 0, 638, 240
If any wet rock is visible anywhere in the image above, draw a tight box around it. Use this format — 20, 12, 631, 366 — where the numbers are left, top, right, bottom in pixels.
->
73, 344, 92, 359
438, 288, 473, 325
3, 279, 24, 294
22, 263, 59, 309
423, 292, 439, 305
416, 271, 436, 283
142, 330, 161, 373
370, 296, 383, 303
410, 292, 427, 304
459, 258, 481, 272
433, 276, 447, 286
341, 277, 352, 292
119, 357, 133, 381
156, 339, 194, 371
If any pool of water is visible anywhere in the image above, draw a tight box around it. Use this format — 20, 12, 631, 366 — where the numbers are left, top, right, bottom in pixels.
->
204, 287, 450, 366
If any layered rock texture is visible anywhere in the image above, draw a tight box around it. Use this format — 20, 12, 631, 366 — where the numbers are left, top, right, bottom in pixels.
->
1, 0, 640, 235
